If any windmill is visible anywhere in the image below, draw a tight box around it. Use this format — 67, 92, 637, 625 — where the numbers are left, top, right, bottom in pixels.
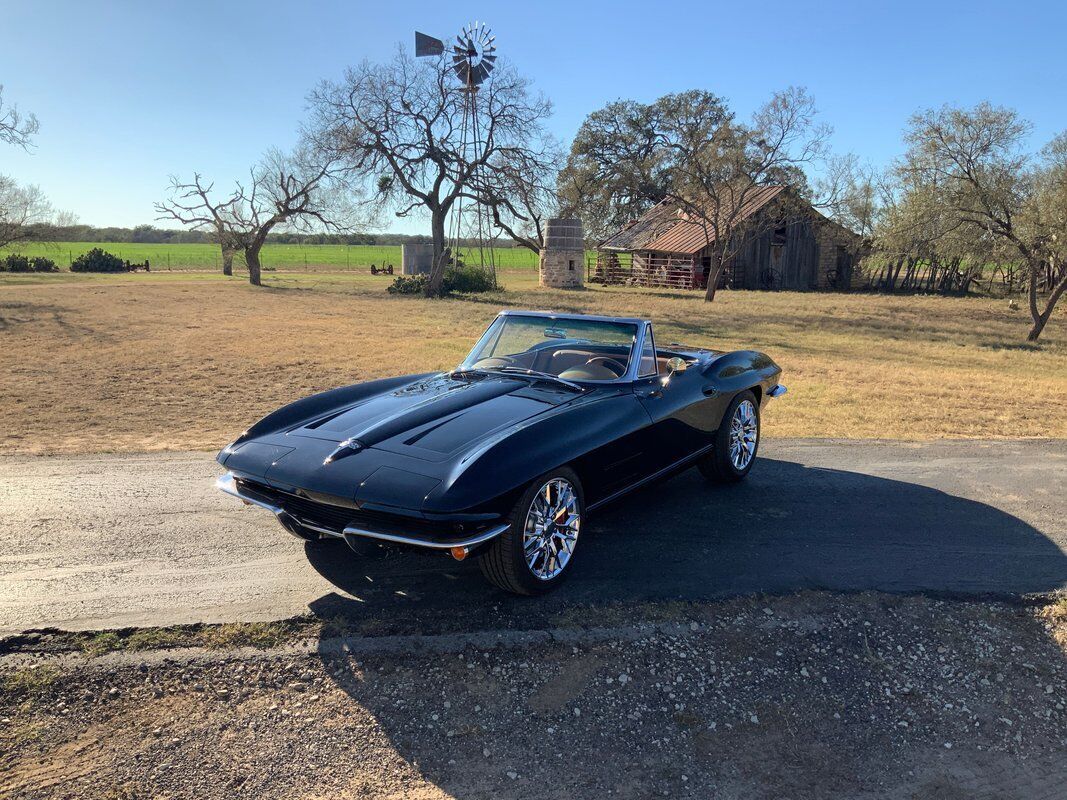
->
415, 22, 499, 284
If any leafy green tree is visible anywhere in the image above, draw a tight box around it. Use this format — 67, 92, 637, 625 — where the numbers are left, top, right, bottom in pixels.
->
559, 88, 833, 301
899, 103, 1067, 340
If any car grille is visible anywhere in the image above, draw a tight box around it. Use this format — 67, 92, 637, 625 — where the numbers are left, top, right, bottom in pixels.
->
236, 478, 469, 540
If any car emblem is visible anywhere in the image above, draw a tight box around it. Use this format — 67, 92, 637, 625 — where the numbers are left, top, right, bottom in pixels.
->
324, 437, 363, 465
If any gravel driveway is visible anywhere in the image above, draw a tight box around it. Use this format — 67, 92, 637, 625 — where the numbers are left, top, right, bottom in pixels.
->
3, 591, 1065, 799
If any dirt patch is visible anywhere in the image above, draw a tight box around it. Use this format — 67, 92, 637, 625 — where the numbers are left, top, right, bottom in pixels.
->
2, 592, 1065, 799
0, 273, 1065, 454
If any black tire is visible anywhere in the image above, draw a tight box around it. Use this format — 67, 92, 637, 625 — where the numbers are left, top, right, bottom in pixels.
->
479, 467, 584, 596
303, 535, 343, 550
698, 390, 760, 483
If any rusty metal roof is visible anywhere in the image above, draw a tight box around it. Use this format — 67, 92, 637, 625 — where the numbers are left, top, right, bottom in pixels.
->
597, 200, 680, 251
641, 186, 788, 255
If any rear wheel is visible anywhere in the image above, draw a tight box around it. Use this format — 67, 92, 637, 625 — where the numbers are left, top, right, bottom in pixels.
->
479, 468, 583, 595
698, 390, 760, 483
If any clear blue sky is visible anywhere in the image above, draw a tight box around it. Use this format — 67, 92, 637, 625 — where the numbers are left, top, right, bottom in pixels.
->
2, 0, 1064, 234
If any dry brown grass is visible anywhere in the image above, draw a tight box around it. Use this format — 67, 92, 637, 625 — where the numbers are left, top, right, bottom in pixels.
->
1, 269, 1064, 454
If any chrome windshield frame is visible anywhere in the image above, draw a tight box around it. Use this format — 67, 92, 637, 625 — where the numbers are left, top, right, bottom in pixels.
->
459, 310, 652, 386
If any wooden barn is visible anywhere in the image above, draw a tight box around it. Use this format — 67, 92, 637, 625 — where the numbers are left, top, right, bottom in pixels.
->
594, 186, 864, 291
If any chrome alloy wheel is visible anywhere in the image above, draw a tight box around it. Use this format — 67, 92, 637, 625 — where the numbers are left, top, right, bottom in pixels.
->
729, 399, 758, 470
523, 478, 580, 580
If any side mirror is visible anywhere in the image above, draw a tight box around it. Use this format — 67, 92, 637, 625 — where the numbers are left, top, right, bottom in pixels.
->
660, 356, 687, 386
665, 356, 687, 374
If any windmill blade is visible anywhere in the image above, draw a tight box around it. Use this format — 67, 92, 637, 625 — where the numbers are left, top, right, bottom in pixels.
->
445, 21, 500, 87
414, 31, 445, 57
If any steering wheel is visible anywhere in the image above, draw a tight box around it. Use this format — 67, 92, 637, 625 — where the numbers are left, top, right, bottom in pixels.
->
472, 356, 517, 369
584, 356, 626, 377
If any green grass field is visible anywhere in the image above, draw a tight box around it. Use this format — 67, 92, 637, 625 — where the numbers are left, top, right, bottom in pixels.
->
1, 241, 599, 271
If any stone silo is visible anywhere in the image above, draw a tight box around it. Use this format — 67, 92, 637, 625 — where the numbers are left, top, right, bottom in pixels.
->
539, 218, 584, 288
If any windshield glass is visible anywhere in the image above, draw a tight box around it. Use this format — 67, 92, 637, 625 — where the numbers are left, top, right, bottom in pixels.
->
461, 315, 638, 382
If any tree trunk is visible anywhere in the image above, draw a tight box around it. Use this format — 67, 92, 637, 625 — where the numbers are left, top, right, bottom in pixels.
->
1027, 260, 1067, 342
425, 209, 448, 298
245, 246, 262, 287
220, 247, 234, 277
702, 248, 730, 302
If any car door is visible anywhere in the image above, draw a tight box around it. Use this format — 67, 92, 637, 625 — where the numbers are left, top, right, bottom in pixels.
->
633, 325, 719, 474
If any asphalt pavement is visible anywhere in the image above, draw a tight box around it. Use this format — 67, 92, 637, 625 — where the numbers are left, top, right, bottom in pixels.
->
1, 439, 1064, 634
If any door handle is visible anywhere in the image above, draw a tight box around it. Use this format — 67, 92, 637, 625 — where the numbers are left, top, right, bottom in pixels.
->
702, 385, 718, 397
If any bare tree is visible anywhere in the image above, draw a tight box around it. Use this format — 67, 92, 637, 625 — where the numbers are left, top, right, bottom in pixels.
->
0, 86, 50, 249
0, 86, 39, 150
0, 177, 51, 249
816, 155, 882, 241
656, 87, 831, 301
900, 103, 1067, 340
476, 144, 563, 253
157, 151, 345, 286
155, 174, 240, 275
306, 49, 553, 296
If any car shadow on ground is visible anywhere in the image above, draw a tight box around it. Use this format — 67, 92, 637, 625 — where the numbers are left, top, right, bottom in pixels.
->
303, 456, 1067, 799
303, 456, 1067, 633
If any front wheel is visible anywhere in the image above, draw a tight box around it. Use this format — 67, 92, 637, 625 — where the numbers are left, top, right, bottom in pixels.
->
698, 390, 760, 483
479, 468, 583, 595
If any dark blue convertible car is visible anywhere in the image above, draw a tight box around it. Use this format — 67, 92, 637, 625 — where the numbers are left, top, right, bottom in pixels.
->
217, 310, 786, 594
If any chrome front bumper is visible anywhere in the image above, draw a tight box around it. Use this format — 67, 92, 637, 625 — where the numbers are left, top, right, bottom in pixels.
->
216, 472, 508, 551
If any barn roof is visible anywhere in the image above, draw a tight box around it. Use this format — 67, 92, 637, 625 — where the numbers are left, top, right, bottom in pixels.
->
644, 186, 787, 255
597, 200, 679, 251
598, 185, 791, 256
598, 185, 868, 257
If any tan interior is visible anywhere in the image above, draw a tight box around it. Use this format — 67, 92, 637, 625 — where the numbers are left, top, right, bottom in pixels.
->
475, 346, 675, 381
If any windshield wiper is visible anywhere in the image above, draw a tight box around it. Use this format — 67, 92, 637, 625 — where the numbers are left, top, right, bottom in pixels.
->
449, 367, 489, 379
491, 367, 585, 392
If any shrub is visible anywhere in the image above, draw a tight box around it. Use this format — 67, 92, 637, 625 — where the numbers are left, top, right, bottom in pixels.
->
0, 254, 60, 273
387, 274, 429, 295
70, 248, 129, 273
31, 256, 59, 273
386, 266, 496, 296
1, 254, 32, 272
444, 264, 495, 293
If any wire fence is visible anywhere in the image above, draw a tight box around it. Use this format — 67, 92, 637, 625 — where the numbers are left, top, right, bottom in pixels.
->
2, 242, 557, 271
587, 252, 706, 290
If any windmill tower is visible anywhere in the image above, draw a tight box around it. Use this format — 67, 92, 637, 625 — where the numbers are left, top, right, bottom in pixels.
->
415, 23, 499, 285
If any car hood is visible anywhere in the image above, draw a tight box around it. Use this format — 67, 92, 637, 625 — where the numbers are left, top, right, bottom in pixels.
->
287, 372, 576, 461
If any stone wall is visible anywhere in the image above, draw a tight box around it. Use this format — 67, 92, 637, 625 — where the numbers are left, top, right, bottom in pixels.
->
813, 221, 864, 290
539, 250, 584, 288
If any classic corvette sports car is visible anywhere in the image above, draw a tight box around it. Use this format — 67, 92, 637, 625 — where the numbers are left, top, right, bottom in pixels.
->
216, 310, 786, 594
